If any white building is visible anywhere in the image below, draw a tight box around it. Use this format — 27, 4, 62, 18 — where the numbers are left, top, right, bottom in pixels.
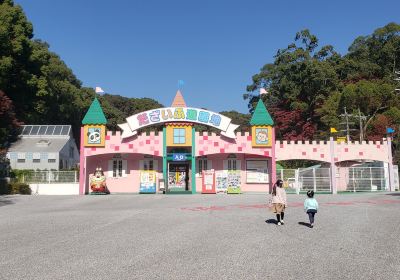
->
7, 125, 80, 170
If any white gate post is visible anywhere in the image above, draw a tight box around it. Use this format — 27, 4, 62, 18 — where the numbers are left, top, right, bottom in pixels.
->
387, 137, 395, 192
313, 168, 317, 192
330, 137, 337, 194
369, 167, 373, 190
295, 169, 300, 194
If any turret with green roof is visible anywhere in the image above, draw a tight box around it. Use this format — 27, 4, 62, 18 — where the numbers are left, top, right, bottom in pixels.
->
82, 97, 107, 125
250, 99, 274, 126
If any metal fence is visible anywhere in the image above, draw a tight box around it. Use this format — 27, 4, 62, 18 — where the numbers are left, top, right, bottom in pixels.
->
19, 171, 78, 184
342, 167, 388, 192
277, 167, 390, 193
277, 168, 331, 193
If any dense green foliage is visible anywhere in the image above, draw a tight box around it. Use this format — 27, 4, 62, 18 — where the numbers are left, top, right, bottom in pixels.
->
246, 23, 400, 164
0, 0, 162, 151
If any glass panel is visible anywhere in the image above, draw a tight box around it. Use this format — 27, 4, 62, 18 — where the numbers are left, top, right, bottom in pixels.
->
113, 160, 117, 177
54, 125, 62, 135
61, 125, 70, 135
30, 126, 39, 135
173, 129, 179, 137
118, 160, 122, 177
38, 126, 47, 135
22, 126, 32, 135
149, 160, 153, 171
45, 126, 55, 135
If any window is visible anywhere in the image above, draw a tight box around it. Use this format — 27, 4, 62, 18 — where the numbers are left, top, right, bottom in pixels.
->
33, 159, 40, 163
17, 159, 25, 163
144, 160, 154, 171
173, 128, 186, 144
48, 159, 56, 163
113, 159, 123, 177
228, 159, 237, 171
198, 159, 208, 174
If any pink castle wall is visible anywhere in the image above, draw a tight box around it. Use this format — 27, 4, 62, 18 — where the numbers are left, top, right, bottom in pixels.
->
276, 140, 390, 163
81, 131, 164, 194
195, 131, 274, 157
195, 154, 271, 193
80, 127, 392, 194
195, 131, 275, 192
84, 131, 163, 157
85, 153, 162, 193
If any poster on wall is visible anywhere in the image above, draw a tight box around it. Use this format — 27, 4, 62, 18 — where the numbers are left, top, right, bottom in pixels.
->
216, 171, 228, 193
140, 171, 156, 193
227, 171, 241, 194
202, 170, 216, 193
246, 160, 269, 183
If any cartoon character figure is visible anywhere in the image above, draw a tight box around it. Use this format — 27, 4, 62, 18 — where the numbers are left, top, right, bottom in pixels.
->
256, 129, 268, 144
87, 128, 101, 144
89, 167, 109, 193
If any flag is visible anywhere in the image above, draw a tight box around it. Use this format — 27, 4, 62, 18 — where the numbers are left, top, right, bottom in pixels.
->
259, 88, 268, 95
178, 80, 185, 89
330, 127, 338, 133
387, 127, 395, 134
95, 87, 105, 94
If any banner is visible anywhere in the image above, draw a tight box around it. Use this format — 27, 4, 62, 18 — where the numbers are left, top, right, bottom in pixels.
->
118, 107, 239, 139
140, 171, 156, 193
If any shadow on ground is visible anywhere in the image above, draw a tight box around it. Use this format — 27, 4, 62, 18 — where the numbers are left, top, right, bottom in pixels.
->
0, 197, 15, 207
298, 222, 311, 228
385, 193, 400, 197
265, 219, 278, 225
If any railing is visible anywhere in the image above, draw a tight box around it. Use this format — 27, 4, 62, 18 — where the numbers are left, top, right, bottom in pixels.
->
277, 167, 390, 193
19, 171, 78, 184
344, 167, 388, 192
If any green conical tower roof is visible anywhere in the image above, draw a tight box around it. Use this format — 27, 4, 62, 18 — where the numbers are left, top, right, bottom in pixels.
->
82, 97, 107, 125
250, 99, 274, 126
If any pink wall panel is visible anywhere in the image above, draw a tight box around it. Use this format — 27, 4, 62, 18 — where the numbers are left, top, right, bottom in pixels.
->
83, 131, 164, 157
86, 153, 162, 193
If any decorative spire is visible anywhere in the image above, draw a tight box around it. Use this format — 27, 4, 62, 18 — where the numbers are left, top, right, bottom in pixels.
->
171, 90, 187, 107
82, 97, 107, 125
250, 99, 274, 126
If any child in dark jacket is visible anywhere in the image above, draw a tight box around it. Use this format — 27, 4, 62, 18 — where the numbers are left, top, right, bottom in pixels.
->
304, 190, 319, 228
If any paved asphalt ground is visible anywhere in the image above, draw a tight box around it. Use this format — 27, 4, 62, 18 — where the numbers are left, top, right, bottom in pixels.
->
0, 193, 399, 280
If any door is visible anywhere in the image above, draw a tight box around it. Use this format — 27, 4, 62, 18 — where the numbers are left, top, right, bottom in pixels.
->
168, 163, 189, 192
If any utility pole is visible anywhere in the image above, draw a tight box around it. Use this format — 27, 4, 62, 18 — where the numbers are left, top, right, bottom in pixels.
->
344, 107, 350, 142
359, 108, 363, 142
339, 107, 367, 142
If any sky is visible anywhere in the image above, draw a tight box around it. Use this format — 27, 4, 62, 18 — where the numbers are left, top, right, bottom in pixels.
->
15, 0, 400, 114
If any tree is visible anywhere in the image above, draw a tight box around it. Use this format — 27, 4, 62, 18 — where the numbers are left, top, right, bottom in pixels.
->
245, 29, 340, 140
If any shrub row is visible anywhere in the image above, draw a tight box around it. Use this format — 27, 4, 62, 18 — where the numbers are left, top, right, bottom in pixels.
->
0, 181, 31, 195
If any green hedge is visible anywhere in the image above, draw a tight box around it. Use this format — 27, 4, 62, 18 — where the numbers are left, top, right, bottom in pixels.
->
0, 180, 11, 195
11, 183, 31, 195
0, 181, 31, 195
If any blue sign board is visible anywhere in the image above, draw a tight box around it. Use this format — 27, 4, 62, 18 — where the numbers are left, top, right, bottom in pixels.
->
172, 153, 187, 161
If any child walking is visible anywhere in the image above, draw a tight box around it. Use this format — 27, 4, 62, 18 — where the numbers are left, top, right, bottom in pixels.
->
270, 179, 287, 226
304, 190, 319, 228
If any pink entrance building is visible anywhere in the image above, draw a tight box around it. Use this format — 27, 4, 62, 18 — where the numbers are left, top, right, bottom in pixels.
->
79, 91, 397, 194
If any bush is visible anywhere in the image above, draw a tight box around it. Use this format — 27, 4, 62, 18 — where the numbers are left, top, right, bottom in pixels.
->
0, 179, 11, 195
10, 182, 31, 195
